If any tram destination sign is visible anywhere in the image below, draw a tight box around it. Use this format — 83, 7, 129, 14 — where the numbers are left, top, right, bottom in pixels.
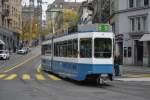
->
78, 24, 112, 32
97, 24, 112, 32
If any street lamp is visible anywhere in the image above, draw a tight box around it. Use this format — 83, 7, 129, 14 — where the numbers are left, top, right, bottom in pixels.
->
46, 9, 63, 36
46, 9, 63, 70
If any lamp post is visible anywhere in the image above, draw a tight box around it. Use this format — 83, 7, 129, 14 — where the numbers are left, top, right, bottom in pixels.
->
46, 9, 63, 36
46, 9, 63, 70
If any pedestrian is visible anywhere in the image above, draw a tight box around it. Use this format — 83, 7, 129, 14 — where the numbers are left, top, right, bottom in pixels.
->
114, 55, 120, 76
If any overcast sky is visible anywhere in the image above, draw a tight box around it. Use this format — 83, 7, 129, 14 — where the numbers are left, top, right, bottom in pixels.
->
22, 0, 86, 20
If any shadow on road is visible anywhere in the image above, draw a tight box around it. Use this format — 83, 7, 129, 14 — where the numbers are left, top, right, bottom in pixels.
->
43, 70, 113, 88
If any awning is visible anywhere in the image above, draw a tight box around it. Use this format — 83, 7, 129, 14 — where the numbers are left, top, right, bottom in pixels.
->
140, 34, 150, 41
0, 40, 5, 45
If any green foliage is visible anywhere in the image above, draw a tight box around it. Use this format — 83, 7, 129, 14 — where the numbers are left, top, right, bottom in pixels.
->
63, 9, 78, 31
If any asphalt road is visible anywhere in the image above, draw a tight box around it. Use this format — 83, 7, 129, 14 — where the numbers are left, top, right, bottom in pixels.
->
0, 47, 150, 100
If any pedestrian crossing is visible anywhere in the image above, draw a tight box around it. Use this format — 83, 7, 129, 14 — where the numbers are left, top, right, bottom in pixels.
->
0, 73, 61, 81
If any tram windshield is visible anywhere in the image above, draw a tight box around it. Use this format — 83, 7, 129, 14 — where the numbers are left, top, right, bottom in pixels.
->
94, 38, 112, 58
80, 38, 92, 58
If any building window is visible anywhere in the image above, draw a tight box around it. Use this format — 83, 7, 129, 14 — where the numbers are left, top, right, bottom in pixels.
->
142, 16, 147, 31
136, 17, 141, 31
129, 0, 149, 8
124, 47, 127, 57
129, 0, 134, 8
130, 18, 135, 32
136, 0, 143, 7
144, 0, 149, 6
130, 16, 147, 32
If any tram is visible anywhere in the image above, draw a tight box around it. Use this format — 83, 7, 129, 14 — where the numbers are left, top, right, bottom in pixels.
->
41, 24, 114, 83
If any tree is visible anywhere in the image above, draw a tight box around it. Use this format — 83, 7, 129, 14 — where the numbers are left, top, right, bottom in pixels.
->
21, 16, 41, 43
62, 9, 78, 32
21, 20, 30, 41
42, 8, 79, 37
41, 20, 53, 36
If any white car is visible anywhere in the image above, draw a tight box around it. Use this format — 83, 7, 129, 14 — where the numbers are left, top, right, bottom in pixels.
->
0, 50, 10, 60
17, 48, 28, 54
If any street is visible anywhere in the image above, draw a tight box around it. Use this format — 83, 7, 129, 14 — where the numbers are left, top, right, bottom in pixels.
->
0, 47, 150, 100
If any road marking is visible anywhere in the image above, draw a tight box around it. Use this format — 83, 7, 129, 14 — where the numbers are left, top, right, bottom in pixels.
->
37, 64, 41, 73
48, 74, 61, 81
36, 74, 45, 80
4, 74, 17, 80
0, 74, 6, 78
4, 55, 40, 73
22, 74, 31, 80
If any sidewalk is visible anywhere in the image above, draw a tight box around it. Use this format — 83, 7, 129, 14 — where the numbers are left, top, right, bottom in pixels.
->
115, 65, 150, 82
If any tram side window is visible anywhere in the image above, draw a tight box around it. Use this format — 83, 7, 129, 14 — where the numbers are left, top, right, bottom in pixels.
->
63, 41, 67, 57
73, 39, 78, 57
42, 44, 51, 56
94, 38, 112, 58
54, 39, 78, 58
67, 40, 73, 57
80, 38, 92, 58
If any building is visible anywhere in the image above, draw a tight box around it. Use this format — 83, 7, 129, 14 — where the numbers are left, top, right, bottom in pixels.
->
78, 0, 111, 24
46, 0, 81, 35
22, 0, 42, 46
110, 0, 150, 66
0, 0, 22, 51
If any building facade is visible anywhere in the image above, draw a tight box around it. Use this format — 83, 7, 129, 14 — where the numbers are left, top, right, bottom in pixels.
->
22, 0, 42, 46
112, 0, 150, 66
0, 0, 22, 51
78, 0, 150, 66
78, 0, 111, 24
46, 0, 81, 35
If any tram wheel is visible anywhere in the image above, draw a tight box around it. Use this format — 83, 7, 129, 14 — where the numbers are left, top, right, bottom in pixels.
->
96, 76, 105, 85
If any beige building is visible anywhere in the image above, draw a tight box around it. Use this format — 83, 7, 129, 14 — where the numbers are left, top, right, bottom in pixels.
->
0, 0, 22, 51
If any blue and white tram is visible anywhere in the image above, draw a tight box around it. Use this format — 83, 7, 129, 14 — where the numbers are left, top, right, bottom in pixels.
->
41, 31, 114, 82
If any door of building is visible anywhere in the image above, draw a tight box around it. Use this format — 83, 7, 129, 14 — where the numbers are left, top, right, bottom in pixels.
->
118, 42, 123, 64
135, 40, 143, 65
148, 42, 150, 66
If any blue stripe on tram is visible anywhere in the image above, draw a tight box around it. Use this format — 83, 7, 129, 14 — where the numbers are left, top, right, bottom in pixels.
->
42, 59, 113, 81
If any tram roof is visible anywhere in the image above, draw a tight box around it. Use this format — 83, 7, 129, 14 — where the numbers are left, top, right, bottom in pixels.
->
53, 31, 113, 39
42, 31, 114, 44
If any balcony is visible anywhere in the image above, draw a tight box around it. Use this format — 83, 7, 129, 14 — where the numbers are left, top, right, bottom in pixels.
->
128, 31, 147, 39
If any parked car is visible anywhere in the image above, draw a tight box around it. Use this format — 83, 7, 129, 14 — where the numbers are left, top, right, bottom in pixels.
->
17, 48, 28, 54
0, 50, 10, 60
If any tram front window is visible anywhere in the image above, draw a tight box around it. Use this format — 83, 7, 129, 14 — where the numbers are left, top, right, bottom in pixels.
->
94, 38, 112, 58
80, 38, 92, 58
